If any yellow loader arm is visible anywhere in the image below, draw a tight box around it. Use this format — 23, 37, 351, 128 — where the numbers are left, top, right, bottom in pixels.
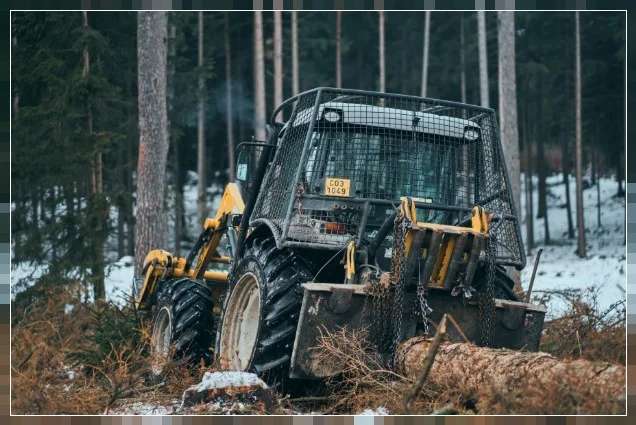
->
135, 183, 245, 310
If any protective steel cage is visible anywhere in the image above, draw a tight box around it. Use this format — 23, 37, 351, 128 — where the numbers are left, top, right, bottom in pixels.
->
250, 88, 526, 269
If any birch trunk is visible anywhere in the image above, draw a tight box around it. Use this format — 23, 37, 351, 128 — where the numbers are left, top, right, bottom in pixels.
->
197, 12, 207, 225
135, 11, 169, 276
575, 11, 586, 258
292, 11, 299, 95
421, 11, 430, 98
254, 11, 266, 141
273, 10, 283, 110
225, 13, 235, 181
477, 11, 489, 108
398, 339, 625, 413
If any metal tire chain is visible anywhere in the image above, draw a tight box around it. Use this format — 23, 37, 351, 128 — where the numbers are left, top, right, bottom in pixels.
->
389, 214, 411, 369
363, 208, 410, 366
478, 234, 497, 347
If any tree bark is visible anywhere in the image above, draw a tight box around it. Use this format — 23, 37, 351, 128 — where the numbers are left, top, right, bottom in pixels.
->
477, 11, 489, 108
562, 38, 575, 240
135, 11, 169, 276
575, 11, 586, 258
291, 11, 299, 95
273, 10, 283, 111
83, 11, 105, 301
253, 11, 266, 141
524, 105, 534, 253
197, 11, 207, 225
225, 13, 235, 181
460, 13, 466, 105
421, 11, 430, 98
336, 11, 342, 89
168, 22, 184, 253
397, 339, 625, 413
379, 11, 385, 94
497, 12, 520, 221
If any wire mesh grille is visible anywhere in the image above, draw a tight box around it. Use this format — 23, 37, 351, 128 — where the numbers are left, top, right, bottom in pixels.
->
250, 89, 525, 269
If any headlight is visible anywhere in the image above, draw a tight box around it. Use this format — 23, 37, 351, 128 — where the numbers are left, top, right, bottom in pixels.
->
323, 110, 342, 122
464, 128, 480, 141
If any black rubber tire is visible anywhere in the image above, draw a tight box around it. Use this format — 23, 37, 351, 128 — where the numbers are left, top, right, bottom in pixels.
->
216, 236, 313, 383
151, 278, 215, 373
472, 266, 519, 301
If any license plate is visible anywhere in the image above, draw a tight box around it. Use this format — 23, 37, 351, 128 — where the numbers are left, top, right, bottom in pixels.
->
324, 178, 351, 197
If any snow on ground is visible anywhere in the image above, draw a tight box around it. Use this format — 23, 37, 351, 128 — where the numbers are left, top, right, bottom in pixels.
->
188, 371, 268, 392
104, 255, 135, 306
357, 406, 389, 415
519, 174, 625, 317
109, 401, 178, 415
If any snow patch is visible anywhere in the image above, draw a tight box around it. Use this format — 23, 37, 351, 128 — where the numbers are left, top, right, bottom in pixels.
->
358, 406, 389, 415
519, 175, 626, 315
190, 371, 268, 392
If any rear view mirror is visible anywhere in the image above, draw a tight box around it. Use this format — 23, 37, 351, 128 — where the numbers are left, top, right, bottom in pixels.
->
236, 149, 250, 182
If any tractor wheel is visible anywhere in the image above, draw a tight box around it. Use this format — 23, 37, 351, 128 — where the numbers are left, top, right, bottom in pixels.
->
216, 237, 313, 384
150, 278, 215, 375
473, 266, 519, 301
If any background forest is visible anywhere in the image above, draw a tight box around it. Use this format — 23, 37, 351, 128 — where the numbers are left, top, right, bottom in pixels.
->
9, 10, 626, 415
11, 11, 625, 300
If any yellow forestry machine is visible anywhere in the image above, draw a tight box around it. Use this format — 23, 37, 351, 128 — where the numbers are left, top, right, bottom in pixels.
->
135, 88, 546, 382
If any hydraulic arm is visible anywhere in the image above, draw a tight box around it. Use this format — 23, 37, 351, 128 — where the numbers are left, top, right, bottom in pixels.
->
135, 183, 245, 310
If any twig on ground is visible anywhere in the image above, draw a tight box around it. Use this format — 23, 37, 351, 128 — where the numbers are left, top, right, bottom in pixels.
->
404, 313, 447, 412
446, 314, 469, 343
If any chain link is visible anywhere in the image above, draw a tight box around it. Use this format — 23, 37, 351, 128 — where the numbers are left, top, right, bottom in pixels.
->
478, 234, 497, 347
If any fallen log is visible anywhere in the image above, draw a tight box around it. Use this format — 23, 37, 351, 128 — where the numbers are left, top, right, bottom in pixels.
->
397, 338, 626, 414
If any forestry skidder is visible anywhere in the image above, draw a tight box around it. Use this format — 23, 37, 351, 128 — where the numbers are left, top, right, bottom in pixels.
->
135, 88, 546, 381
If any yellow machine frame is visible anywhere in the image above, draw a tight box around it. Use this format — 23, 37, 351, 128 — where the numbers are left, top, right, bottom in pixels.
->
135, 183, 245, 310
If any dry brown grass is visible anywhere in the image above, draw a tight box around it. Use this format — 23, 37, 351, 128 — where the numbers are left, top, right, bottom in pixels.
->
12, 281, 625, 415
535, 285, 625, 364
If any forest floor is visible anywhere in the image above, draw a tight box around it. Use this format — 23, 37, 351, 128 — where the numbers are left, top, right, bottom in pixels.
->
10, 173, 626, 415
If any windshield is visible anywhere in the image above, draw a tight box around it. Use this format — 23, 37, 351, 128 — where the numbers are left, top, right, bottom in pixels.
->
305, 130, 456, 221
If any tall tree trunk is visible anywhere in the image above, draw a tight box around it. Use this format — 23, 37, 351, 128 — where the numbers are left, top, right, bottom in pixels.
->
460, 13, 466, 105
291, 11, 299, 95
379, 11, 385, 93
524, 105, 534, 253
197, 12, 207, 225
477, 11, 490, 108
421, 11, 431, 98
117, 141, 125, 259
575, 11, 586, 258
225, 13, 235, 181
168, 22, 184, 253
562, 38, 575, 240
135, 11, 169, 276
273, 10, 283, 111
83, 11, 105, 301
254, 11, 266, 141
497, 12, 520, 220
536, 71, 550, 244
336, 11, 342, 88
126, 118, 135, 257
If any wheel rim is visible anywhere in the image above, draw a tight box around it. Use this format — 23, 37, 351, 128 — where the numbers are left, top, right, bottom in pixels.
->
219, 272, 261, 370
151, 306, 172, 375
